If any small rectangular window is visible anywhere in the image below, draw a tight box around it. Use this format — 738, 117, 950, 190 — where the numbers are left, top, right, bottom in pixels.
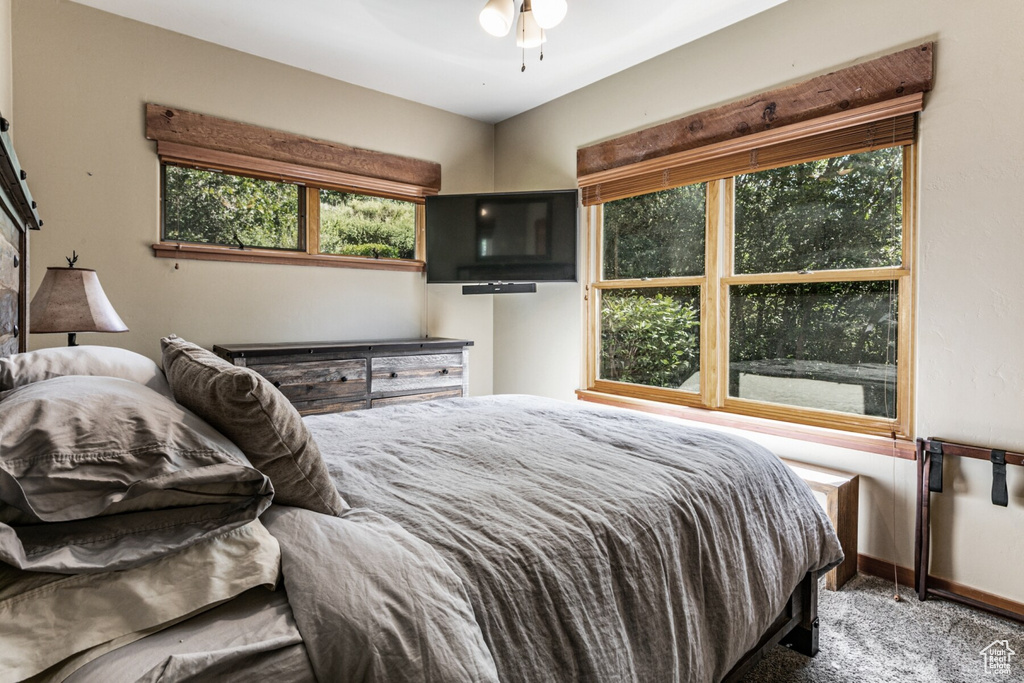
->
150, 107, 438, 272
318, 190, 416, 259
162, 165, 302, 250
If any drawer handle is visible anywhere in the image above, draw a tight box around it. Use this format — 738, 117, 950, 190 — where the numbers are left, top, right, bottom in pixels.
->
273, 381, 282, 388
390, 372, 398, 378
340, 376, 348, 382
440, 368, 449, 375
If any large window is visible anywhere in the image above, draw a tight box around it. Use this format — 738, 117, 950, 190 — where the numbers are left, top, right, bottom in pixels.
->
586, 142, 915, 438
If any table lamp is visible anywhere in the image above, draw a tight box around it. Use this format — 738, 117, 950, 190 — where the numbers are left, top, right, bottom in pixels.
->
30, 252, 128, 346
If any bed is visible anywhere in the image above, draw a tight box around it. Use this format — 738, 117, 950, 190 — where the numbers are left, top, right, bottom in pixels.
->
0, 331, 842, 683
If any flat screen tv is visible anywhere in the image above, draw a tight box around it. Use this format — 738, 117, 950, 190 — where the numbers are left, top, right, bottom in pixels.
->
426, 189, 578, 284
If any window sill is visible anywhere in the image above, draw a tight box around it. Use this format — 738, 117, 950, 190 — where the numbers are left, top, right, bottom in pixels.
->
575, 389, 916, 459
152, 243, 425, 272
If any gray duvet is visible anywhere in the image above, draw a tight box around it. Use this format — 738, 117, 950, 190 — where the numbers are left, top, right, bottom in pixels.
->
59, 395, 842, 682
302, 395, 844, 683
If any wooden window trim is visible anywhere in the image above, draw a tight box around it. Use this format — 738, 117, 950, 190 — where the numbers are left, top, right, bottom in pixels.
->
576, 389, 916, 459
151, 242, 425, 272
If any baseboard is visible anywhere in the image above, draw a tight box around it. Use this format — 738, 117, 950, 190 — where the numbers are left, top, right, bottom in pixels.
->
857, 554, 915, 588
858, 554, 1024, 620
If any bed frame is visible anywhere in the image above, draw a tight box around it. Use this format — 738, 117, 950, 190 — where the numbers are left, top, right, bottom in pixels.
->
722, 570, 820, 681
0, 110, 42, 357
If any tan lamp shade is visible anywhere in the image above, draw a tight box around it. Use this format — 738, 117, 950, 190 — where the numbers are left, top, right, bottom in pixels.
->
31, 267, 128, 342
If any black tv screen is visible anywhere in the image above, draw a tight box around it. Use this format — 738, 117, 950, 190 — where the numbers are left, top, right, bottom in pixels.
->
426, 190, 578, 283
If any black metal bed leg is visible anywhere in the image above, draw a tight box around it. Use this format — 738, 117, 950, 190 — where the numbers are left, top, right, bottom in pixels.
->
782, 571, 819, 657
781, 617, 819, 656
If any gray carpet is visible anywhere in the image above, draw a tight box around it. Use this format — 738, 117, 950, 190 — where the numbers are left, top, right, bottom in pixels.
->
744, 575, 1024, 682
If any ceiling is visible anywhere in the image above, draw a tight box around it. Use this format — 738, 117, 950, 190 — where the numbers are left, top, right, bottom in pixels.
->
70, 0, 786, 124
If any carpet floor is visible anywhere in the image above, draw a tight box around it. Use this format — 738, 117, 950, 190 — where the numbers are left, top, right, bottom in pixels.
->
744, 575, 1024, 682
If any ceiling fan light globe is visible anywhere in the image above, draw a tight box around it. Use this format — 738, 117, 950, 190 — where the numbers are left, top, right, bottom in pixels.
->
515, 9, 546, 48
479, 0, 516, 37
531, 0, 567, 29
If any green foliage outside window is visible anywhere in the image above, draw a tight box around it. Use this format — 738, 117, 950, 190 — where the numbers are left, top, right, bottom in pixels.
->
600, 289, 700, 389
603, 183, 705, 279
163, 166, 300, 249
319, 190, 415, 259
162, 166, 417, 259
735, 148, 902, 273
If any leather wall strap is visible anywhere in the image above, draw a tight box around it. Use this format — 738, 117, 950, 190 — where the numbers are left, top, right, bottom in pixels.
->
927, 440, 944, 493
991, 449, 1008, 507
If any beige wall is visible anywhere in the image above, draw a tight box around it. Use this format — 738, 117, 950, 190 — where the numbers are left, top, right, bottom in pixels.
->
0, 0, 9, 124
11, 0, 495, 395
493, 0, 1024, 601
0, 0, 10, 126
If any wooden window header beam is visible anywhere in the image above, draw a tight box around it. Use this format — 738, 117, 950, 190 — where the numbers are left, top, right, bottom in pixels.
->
577, 43, 933, 179
158, 142, 432, 204
146, 104, 441, 193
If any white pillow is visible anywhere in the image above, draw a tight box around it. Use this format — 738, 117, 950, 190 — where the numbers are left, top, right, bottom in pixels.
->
0, 376, 274, 573
0, 520, 281, 682
0, 345, 172, 398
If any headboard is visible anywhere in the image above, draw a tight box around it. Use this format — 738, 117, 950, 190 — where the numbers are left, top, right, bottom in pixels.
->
0, 112, 43, 359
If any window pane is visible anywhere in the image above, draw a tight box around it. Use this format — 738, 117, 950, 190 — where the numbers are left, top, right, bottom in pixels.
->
602, 183, 705, 279
163, 165, 300, 250
319, 190, 416, 259
729, 281, 897, 418
734, 148, 902, 274
600, 287, 700, 390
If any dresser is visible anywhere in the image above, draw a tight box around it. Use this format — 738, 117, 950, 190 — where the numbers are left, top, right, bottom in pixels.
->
213, 338, 473, 416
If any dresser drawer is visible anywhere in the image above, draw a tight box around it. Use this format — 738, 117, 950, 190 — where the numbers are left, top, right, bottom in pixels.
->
371, 353, 463, 395
371, 388, 462, 408
252, 359, 367, 403
293, 397, 367, 416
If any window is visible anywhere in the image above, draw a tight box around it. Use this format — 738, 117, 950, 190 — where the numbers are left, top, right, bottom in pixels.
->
159, 161, 423, 269
147, 104, 439, 271
584, 115, 917, 439
317, 189, 416, 259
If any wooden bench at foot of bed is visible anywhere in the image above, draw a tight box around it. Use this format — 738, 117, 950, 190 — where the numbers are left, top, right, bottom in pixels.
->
782, 459, 859, 591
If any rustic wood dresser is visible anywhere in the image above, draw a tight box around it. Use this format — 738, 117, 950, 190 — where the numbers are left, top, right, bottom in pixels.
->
213, 338, 472, 415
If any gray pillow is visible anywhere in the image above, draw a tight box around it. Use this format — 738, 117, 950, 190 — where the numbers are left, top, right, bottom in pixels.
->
161, 336, 347, 516
0, 345, 173, 398
0, 376, 274, 573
